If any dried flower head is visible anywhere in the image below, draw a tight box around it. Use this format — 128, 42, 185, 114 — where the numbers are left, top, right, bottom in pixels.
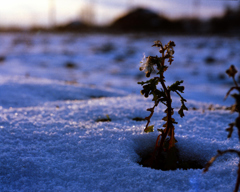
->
226, 65, 238, 78
139, 55, 155, 77
152, 40, 162, 47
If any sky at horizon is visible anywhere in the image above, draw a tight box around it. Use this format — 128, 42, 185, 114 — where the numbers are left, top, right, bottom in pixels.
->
0, 0, 239, 28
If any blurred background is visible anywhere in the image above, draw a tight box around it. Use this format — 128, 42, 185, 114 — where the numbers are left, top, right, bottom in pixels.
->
0, 0, 240, 34
0, 0, 240, 107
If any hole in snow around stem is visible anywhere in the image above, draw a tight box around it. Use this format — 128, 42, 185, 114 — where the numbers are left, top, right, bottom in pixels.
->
134, 135, 208, 171
138, 146, 205, 171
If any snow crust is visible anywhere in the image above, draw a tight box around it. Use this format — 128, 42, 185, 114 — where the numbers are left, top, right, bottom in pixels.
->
0, 33, 239, 191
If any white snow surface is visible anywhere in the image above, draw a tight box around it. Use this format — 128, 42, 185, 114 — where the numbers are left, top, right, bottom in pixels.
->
0, 33, 240, 191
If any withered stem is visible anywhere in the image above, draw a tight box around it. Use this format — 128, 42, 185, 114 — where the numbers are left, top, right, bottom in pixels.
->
155, 47, 174, 154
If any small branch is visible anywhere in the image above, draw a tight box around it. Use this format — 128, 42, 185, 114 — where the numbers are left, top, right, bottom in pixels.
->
218, 149, 240, 156
233, 76, 239, 88
155, 134, 162, 150
225, 87, 240, 100
175, 90, 185, 100
204, 149, 240, 173
237, 116, 240, 141
144, 101, 160, 130
234, 161, 240, 192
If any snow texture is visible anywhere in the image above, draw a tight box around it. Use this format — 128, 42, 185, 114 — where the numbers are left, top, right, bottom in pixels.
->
0, 33, 240, 191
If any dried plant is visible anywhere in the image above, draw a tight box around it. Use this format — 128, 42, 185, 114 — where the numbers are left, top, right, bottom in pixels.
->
138, 40, 188, 170
204, 65, 240, 192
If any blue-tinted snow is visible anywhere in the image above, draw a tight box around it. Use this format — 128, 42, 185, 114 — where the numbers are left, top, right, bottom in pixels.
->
0, 33, 239, 191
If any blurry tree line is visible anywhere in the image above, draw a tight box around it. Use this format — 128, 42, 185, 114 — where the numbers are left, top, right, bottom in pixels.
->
53, 4, 240, 35
0, 3, 239, 35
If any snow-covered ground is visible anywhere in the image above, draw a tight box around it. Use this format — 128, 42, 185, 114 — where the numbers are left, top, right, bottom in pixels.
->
0, 33, 239, 191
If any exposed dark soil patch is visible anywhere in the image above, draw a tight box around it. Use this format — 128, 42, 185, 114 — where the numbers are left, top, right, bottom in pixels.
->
90, 95, 105, 99
0, 56, 6, 63
96, 115, 111, 122
94, 43, 116, 54
204, 56, 216, 65
64, 61, 78, 69
96, 118, 111, 122
132, 117, 146, 121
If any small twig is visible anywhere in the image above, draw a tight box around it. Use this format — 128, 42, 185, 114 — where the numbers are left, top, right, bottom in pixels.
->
233, 76, 239, 88
204, 150, 240, 191
144, 101, 159, 130
235, 161, 240, 192
225, 87, 240, 100
204, 149, 240, 173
